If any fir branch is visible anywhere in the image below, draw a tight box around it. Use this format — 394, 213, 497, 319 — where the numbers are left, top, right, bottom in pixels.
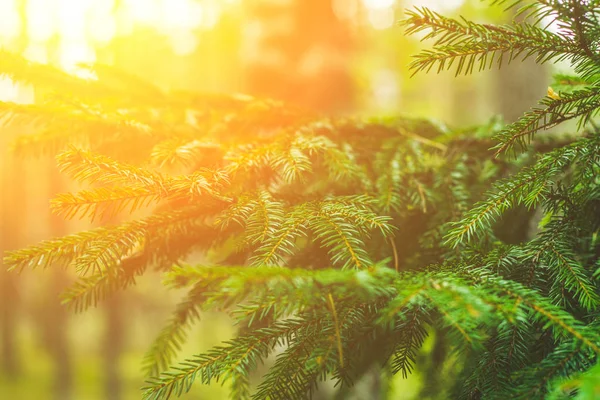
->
477, 276, 600, 353
143, 282, 215, 377
404, 7, 580, 77
5, 206, 215, 275
142, 318, 323, 400
252, 325, 334, 400
445, 138, 590, 247
270, 143, 312, 183
6, 6, 600, 396
51, 186, 166, 221
494, 87, 600, 155
327, 293, 344, 368
248, 204, 312, 267
150, 139, 221, 168
51, 168, 231, 221
60, 252, 147, 312
57, 146, 165, 187
0, 101, 154, 156
61, 215, 218, 310
164, 264, 397, 309
217, 191, 285, 248
390, 306, 429, 378
3, 228, 110, 272
511, 341, 594, 399
310, 206, 373, 269
541, 237, 600, 311
0, 50, 111, 99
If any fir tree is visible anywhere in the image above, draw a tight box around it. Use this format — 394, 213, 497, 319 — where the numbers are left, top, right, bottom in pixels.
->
2, 0, 600, 399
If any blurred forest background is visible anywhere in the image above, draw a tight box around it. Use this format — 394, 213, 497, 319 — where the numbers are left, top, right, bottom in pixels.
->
0, 0, 552, 399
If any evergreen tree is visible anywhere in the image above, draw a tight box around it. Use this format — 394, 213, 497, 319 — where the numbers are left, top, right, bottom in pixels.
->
2, 0, 600, 399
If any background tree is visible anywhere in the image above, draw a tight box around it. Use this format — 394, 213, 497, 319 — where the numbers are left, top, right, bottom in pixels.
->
244, 0, 356, 112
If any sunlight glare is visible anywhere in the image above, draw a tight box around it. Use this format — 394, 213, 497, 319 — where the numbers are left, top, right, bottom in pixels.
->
368, 7, 395, 30
123, 0, 161, 24
362, 0, 395, 30
332, 0, 359, 21
169, 30, 199, 56
26, 0, 57, 42
0, 0, 237, 75
161, 0, 204, 30
201, 2, 221, 29
88, 14, 117, 44
23, 43, 48, 63
363, 0, 394, 9
0, 0, 21, 42
58, 41, 97, 79
0, 78, 20, 102
57, 0, 90, 41
0, 76, 34, 103
408, 0, 465, 12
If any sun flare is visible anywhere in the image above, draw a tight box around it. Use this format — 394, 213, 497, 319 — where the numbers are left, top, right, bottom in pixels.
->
0, 0, 464, 103
0, 0, 240, 84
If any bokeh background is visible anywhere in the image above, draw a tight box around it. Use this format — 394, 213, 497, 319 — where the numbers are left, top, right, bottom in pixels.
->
0, 0, 550, 399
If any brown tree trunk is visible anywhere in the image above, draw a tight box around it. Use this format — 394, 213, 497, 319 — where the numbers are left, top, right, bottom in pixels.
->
493, 60, 549, 124
104, 294, 124, 400
47, 166, 73, 400
493, 10, 549, 124
493, 10, 549, 242
0, 273, 19, 378
0, 147, 22, 378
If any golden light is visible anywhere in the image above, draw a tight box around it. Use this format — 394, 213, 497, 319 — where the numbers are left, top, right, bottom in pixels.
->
58, 41, 97, 78
368, 7, 395, 30
161, 0, 204, 30
0, 0, 238, 84
123, 0, 161, 24
88, 13, 117, 45
363, 0, 394, 9
26, 0, 56, 42
0, 0, 21, 42
200, 2, 222, 29
332, 0, 359, 21
0, 77, 20, 102
362, 0, 396, 30
407, 0, 466, 13
23, 42, 48, 64
57, 0, 89, 41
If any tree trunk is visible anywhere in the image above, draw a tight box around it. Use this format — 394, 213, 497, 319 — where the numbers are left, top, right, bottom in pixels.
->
105, 293, 124, 400
0, 147, 22, 378
493, 11, 549, 124
0, 273, 19, 377
47, 166, 73, 400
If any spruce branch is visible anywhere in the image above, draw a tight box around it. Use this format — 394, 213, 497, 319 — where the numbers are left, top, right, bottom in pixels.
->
390, 306, 429, 378
248, 204, 312, 267
57, 146, 165, 187
511, 341, 594, 399
142, 318, 325, 400
143, 282, 215, 377
0, 100, 154, 156
0, 50, 110, 99
4, 206, 216, 275
475, 275, 600, 353
150, 139, 222, 168
60, 252, 147, 312
404, 7, 580, 77
51, 168, 231, 221
493, 87, 600, 155
445, 138, 591, 247
5, 6, 600, 396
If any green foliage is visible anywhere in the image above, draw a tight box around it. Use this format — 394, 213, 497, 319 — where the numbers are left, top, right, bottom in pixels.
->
3, 0, 600, 399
